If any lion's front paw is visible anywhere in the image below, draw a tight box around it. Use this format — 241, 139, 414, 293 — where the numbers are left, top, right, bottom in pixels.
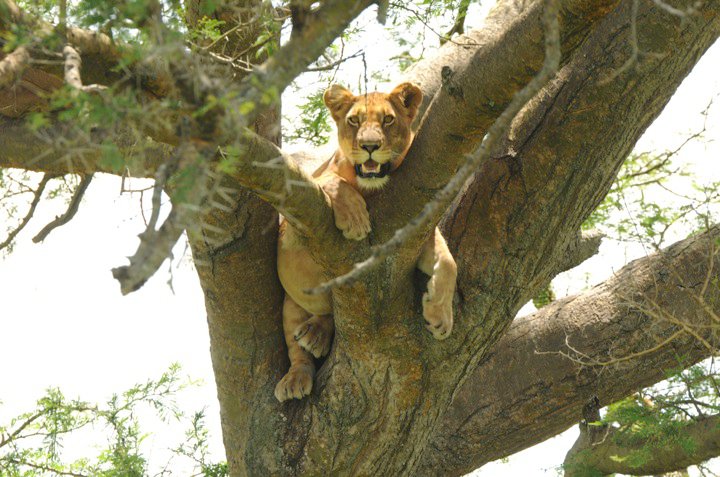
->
332, 196, 371, 240
294, 315, 334, 359
275, 364, 315, 402
423, 290, 453, 340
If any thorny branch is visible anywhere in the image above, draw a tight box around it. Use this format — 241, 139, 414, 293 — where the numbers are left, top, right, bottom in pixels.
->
111, 142, 211, 295
309, 0, 562, 295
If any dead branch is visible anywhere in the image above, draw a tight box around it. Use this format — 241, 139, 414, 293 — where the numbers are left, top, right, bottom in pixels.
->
0, 173, 56, 251
309, 0, 562, 295
32, 174, 94, 243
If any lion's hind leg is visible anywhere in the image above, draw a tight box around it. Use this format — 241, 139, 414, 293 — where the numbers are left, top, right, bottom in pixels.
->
275, 295, 315, 402
294, 314, 334, 359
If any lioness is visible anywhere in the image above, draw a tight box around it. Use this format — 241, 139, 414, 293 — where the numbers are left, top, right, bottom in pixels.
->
275, 82, 457, 402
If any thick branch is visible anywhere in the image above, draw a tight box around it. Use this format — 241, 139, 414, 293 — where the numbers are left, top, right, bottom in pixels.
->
0, 117, 172, 176
441, 0, 720, 330
556, 229, 605, 276
420, 225, 720, 475
565, 414, 720, 476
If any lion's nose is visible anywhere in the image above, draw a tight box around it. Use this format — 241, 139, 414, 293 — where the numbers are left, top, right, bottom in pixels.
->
361, 144, 380, 154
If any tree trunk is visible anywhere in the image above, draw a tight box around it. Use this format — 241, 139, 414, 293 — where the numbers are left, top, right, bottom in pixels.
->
2, 0, 720, 475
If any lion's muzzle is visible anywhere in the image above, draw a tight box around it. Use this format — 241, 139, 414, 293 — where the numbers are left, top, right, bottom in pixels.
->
355, 160, 391, 179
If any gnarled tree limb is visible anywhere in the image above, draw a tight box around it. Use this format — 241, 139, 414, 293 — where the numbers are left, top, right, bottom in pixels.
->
420, 225, 720, 476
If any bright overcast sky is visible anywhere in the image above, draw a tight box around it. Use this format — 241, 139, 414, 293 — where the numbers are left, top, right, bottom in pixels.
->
1, 3, 720, 476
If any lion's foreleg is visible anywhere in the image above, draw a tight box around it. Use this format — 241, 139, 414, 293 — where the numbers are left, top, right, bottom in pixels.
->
417, 228, 457, 340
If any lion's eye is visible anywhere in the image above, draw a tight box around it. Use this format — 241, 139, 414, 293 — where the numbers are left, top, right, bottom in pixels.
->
383, 115, 395, 126
347, 116, 359, 127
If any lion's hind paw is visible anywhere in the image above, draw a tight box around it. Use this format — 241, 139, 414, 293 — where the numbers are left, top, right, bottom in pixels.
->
275, 364, 314, 402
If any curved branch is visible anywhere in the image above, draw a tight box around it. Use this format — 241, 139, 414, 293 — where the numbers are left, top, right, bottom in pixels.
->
565, 413, 720, 476
32, 173, 93, 243
420, 225, 720, 476
442, 0, 720, 322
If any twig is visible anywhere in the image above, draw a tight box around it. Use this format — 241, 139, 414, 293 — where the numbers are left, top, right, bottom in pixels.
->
599, 0, 667, 84
32, 174, 94, 243
0, 411, 44, 448
0, 173, 56, 251
308, 0, 562, 295
390, 2, 479, 47
58, 0, 67, 39
535, 329, 686, 367
4, 459, 89, 477
306, 50, 364, 72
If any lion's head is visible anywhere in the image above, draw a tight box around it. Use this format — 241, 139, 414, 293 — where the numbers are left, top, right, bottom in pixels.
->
323, 82, 423, 190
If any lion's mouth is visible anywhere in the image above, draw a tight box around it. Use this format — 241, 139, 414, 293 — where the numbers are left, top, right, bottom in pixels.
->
355, 160, 391, 179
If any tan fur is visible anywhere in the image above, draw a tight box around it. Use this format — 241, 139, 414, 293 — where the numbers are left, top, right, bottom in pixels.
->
275, 83, 457, 402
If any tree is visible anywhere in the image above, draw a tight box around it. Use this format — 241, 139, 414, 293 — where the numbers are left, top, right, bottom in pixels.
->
2, 0, 720, 475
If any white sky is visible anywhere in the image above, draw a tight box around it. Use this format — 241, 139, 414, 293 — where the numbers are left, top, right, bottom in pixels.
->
1, 2, 720, 476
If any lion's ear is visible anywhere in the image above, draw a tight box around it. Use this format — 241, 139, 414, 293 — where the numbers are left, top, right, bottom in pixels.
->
389, 82, 423, 121
324, 84, 355, 122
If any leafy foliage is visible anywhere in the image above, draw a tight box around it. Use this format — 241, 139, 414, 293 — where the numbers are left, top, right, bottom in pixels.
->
599, 361, 720, 469
584, 140, 720, 250
0, 365, 226, 477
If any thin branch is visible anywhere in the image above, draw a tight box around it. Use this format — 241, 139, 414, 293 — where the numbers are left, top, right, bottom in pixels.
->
0, 411, 44, 448
309, 0, 562, 295
4, 458, 89, 477
390, 2, 479, 46
0, 173, 56, 251
305, 50, 364, 72
536, 329, 687, 367
377, 0, 389, 24
32, 174, 94, 243
652, 0, 699, 17
58, 0, 67, 39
